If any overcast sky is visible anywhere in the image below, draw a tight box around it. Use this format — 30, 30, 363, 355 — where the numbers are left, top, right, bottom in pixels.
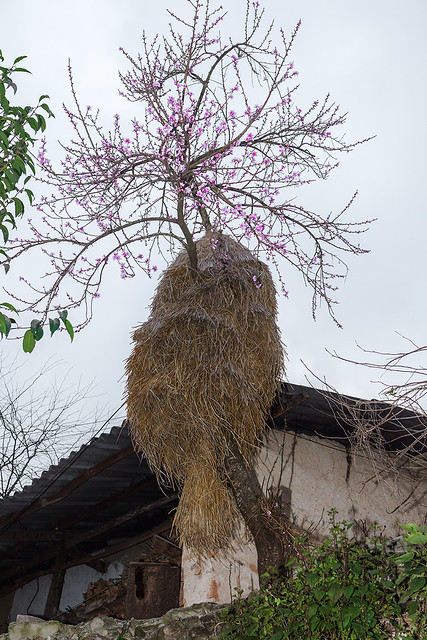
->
1, 0, 427, 429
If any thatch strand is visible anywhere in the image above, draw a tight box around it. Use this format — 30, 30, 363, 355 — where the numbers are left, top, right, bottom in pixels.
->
126, 233, 284, 551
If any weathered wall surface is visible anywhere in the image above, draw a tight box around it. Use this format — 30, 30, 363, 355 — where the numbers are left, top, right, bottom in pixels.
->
9, 542, 146, 623
0, 604, 225, 640
181, 524, 258, 607
182, 428, 427, 605
258, 429, 426, 536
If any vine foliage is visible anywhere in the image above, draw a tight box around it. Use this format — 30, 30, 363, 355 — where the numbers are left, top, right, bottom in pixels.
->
221, 512, 427, 639
0, 51, 73, 351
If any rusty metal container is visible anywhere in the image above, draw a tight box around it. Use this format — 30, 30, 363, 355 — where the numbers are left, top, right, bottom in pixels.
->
125, 562, 180, 619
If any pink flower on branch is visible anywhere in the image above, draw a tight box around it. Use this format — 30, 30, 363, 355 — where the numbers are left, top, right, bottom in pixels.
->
4, 0, 373, 333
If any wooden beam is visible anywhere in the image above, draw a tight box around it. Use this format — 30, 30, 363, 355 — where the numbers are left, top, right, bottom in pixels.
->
0, 493, 178, 585
56, 477, 157, 530
43, 568, 65, 619
66, 545, 108, 574
0, 445, 135, 530
0, 530, 64, 542
67, 493, 178, 550
0, 520, 173, 597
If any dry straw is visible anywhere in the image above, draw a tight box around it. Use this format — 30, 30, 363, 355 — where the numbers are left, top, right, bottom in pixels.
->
126, 232, 284, 552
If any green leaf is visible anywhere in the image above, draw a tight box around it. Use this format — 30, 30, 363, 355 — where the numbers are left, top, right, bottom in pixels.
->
13, 197, 24, 216
3, 210, 15, 226
342, 585, 354, 599
40, 103, 54, 118
0, 312, 7, 335
26, 116, 39, 132
349, 562, 362, 576
64, 318, 74, 342
13, 56, 27, 64
307, 603, 318, 620
12, 67, 30, 74
396, 573, 408, 586
25, 156, 35, 174
395, 552, 415, 564
12, 156, 26, 174
400, 523, 419, 534
2, 314, 12, 336
318, 603, 331, 615
58, 309, 68, 321
36, 113, 46, 132
357, 583, 369, 597
5, 168, 18, 187
382, 580, 394, 589
2, 261, 10, 274
406, 532, 427, 545
1, 224, 9, 243
351, 622, 366, 635
306, 573, 319, 588
0, 301, 18, 313
346, 604, 361, 618
313, 588, 324, 602
407, 600, 420, 617
327, 582, 343, 604
409, 576, 426, 593
23, 329, 36, 353
30, 319, 43, 341
24, 188, 34, 204
49, 317, 60, 336
342, 615, 352, 629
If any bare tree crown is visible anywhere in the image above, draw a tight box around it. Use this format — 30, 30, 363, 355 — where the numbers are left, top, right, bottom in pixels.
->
6, 0, 372, 332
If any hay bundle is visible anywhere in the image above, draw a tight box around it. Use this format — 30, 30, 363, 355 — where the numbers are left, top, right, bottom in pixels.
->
126, 232, 283, 551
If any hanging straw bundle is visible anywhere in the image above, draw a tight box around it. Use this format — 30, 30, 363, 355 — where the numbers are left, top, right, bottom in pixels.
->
126, 232, 284, 552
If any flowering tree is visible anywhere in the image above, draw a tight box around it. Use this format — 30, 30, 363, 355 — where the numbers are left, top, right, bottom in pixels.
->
4, 0, 371, 334
1, 0, 375, 573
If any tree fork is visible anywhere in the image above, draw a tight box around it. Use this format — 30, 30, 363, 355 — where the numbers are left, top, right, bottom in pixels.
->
177, 194, 198, 273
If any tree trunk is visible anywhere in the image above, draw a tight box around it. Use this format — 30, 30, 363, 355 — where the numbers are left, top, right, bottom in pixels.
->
225, 441, 285, 578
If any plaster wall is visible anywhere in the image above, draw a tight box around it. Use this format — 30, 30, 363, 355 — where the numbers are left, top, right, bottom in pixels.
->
182, 429, 427, 606
181, 524, 259, 607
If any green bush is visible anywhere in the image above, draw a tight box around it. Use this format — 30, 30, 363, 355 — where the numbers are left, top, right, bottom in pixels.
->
221, 512, 427, 639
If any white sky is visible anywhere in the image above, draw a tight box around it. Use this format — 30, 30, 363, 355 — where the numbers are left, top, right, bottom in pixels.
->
1, 0, 427, 429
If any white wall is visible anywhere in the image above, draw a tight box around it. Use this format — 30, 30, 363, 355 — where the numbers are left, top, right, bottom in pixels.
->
9, 542, 149, 622
9, 563, 122, 622
181, 524, 258, 607
182, 429, 427, 605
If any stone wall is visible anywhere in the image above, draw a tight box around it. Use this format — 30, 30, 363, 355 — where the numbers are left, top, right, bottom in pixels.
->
0, 604, 226, 640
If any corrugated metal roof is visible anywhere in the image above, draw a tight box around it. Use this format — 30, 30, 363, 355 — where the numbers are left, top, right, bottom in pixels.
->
276, 382, 427, 454
0, 422, 177, 596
